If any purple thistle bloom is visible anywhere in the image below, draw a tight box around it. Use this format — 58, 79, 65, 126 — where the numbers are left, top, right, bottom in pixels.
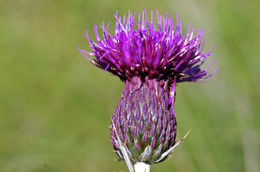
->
78, 9, 216, 170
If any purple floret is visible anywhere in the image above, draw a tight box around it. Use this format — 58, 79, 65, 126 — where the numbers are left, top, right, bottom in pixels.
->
78, 9, 216, 83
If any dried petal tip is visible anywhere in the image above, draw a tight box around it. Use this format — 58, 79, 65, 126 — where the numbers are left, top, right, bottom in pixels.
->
79, 9, 216, 83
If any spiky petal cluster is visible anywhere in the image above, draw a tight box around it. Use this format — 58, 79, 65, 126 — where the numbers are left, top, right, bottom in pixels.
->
111, 77, 176, 164
78, 10, 215, 83
78, 9, 216, 171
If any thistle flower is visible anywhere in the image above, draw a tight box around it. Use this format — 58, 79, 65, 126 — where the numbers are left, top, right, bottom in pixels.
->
78, 9, 216, 172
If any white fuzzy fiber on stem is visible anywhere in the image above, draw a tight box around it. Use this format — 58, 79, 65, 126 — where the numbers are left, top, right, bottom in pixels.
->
134, 162, 150, 172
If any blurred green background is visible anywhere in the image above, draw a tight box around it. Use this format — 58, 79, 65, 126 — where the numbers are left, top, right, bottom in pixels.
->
0, 0, 259, 171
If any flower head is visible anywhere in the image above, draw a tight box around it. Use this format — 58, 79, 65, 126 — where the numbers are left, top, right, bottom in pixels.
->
78, 9, 216, 170
78, 10, 215, 84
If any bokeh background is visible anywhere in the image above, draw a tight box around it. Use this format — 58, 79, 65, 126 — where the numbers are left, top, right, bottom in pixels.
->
1, 0, 259, 171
